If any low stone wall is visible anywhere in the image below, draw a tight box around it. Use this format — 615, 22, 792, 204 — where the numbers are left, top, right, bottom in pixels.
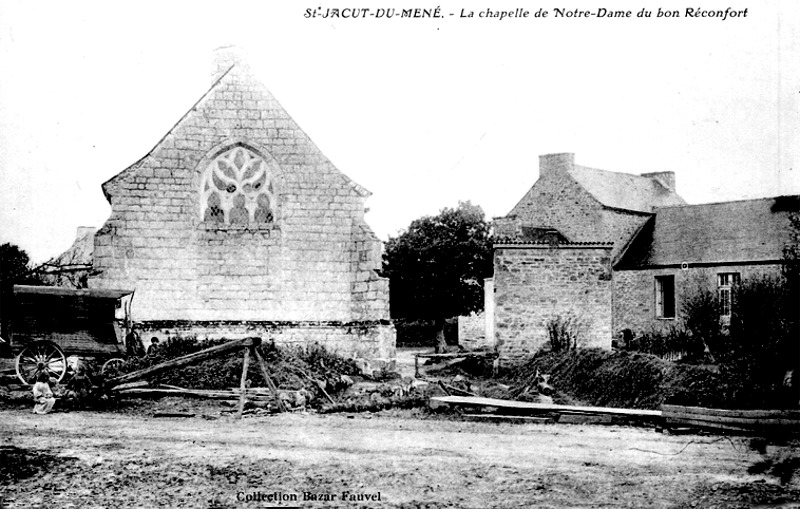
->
457, 312, 487, 350
134, 319, 396, 367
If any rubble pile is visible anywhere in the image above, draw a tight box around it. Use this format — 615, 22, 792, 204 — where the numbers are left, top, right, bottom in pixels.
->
320, 379, 434, 413
102, 337, 439, 413
102, 337, 367, 408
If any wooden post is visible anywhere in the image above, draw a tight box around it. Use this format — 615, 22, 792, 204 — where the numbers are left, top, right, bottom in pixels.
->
414, 354, 419, 377
237, 347, 251, 419
251, 346, 287, 413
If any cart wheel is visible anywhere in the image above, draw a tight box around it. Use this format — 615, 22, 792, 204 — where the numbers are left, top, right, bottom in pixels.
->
101, 357, 126, 376
15, 340, 67, 385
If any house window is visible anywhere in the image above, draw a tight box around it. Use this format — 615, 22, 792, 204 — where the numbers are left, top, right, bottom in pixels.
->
655, 275, 675, 319
200, 146, 275, 225
717, 272, 740, 317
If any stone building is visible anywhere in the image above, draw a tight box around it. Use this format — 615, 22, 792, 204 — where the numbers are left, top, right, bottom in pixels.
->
490, 153, 796, 361
86, 48, 394, 363
613, 196, 797, 335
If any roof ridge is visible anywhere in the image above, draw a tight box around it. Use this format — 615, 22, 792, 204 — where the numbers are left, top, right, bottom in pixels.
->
654, 194, 800, 210
101, 64, 235, 197
571, 163, 654, 180
493, 238, 614, 246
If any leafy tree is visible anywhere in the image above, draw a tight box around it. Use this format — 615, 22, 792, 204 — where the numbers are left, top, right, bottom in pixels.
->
382, 201, 493, 351
0, 243, 44, 352
0, 243, 37, 285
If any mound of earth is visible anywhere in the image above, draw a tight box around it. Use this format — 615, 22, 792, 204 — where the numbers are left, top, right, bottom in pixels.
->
502, 348, 734, 410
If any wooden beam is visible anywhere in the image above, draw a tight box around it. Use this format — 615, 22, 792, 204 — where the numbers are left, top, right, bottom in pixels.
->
662, 405, 800, 420
111, 380, 150, 392
662, 405, 800, 434
441, 382, 477, 397
237, 347, 251, 419
115, 388, 275, 399
251, 346, 287, 413
106, 337, 260, 388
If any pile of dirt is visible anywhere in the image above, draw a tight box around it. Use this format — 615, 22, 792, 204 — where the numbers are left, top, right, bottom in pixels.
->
502, 348, 734, 410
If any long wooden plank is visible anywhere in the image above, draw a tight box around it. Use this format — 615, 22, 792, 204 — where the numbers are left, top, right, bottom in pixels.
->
116, 388, 274, 400
430, 396, 662, 418
663, 405, 800, 420
106, 337, 260, 388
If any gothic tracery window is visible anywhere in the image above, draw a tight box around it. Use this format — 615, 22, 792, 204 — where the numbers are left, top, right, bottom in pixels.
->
200, 146, 275, 226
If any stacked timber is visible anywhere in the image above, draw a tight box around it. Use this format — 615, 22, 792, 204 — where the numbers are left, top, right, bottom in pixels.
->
662, 405, 800, 435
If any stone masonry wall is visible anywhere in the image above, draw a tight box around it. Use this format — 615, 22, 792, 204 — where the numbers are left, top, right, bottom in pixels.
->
137, 320, 395, 365
494, 244, 613, 362
89, 50, 393, 361
457, 312, 486, 349
612, 263, 784, 337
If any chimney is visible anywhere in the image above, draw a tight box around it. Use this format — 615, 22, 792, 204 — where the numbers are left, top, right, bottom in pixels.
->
211, 45, 249, 83
76, 226, 96, 239
538, 153, 574, 180
641, 171, 676, 192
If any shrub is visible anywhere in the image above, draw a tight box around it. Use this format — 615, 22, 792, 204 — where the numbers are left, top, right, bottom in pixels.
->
680, 280, 724, 360
627, 325, 699, 362
723, 274, 799, 407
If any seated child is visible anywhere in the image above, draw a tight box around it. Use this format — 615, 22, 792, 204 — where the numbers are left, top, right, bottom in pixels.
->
32, 371, 56, 414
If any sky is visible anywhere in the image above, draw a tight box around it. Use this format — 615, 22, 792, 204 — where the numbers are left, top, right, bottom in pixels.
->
1, 0, 798, 263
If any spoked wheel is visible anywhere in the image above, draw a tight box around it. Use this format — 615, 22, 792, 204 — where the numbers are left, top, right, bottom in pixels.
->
101, 357, 126, 376
15, 340, 67, 385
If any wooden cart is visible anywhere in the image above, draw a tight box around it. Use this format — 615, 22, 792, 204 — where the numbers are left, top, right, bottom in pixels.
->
7, 285, 134, 385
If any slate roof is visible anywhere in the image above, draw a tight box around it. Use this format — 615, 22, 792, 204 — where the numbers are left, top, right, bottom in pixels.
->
614, 196, 798, 268
569, 164, 686, 213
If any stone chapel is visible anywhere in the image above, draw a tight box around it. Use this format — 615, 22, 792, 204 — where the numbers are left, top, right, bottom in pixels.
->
88, 47, 395, 364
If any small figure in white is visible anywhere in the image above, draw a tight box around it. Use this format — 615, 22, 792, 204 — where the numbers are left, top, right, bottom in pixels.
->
32, 371, 56, 414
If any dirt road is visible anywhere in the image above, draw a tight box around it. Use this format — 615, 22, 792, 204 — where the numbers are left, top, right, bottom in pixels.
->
2, 406, 797, 508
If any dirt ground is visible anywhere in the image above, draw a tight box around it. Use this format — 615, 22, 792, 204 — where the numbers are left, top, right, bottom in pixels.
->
3, 404, 799, 509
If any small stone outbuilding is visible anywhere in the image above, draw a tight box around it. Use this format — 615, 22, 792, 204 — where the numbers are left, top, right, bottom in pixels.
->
88, 48, 395, 364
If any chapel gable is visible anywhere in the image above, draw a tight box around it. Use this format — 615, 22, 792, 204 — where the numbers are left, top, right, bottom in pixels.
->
88, 47, 394, 365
